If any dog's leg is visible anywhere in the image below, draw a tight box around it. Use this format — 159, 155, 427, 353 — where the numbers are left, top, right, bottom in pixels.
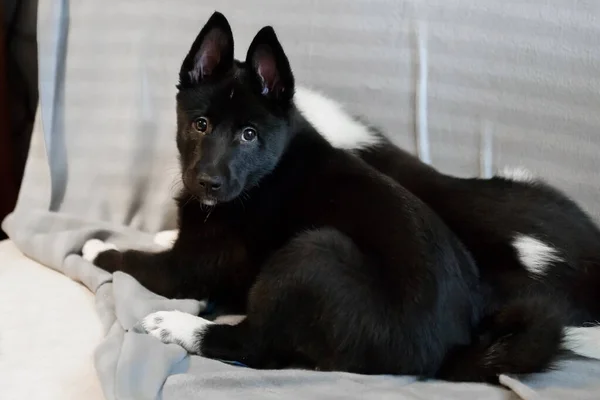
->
143, 310, 263, 366
82, 239, 185, 298
142, 227, 448, 374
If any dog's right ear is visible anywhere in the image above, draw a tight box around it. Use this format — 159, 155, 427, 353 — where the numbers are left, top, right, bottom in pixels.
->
178, 12, 234, 88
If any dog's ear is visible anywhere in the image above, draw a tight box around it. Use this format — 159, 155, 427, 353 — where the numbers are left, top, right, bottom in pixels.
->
245, 26, 294, 103
179, 12, 234, 88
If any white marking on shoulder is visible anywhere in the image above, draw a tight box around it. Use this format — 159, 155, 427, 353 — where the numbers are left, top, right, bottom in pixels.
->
82, 239, 118, 262
294, 86, 381, 150
512, 234, 563, 277
564, 325, 600, 361
499, 166, 537, 183
143, 310, 213, 354
153, 229, 179, 249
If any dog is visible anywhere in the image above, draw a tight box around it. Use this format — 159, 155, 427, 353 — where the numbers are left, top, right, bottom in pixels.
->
293, 86, 600, 327
82, 12, 597, 382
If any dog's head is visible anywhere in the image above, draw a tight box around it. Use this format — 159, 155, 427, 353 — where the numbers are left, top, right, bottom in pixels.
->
176, 12, 295, 206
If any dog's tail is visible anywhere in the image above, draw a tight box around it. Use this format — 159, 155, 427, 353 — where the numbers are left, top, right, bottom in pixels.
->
436, 295, 600, 383
569, 258, 600, 326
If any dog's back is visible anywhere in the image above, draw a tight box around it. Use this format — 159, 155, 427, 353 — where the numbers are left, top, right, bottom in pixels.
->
295, 86, 600, 326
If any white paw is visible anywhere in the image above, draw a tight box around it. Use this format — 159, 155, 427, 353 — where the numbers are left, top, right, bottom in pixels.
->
153, 229, 179, 249
142, 310, 213, 353
214, 314, 246, 325
82, 239, 118, 262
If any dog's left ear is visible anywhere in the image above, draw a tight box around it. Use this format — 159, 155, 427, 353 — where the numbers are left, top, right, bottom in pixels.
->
245, 26, 294, 103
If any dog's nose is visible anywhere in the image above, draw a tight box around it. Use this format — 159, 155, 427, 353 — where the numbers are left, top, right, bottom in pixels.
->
198, 174, 223, 192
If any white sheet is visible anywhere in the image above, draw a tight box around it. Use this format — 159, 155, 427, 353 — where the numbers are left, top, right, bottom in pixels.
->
0, 240, 104, 400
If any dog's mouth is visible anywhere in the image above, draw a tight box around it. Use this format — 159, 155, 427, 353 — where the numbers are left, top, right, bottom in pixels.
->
191, 189, 220, 207
182, 179, 221, 206
197, 189, 243, 207
200, 197, 218, 207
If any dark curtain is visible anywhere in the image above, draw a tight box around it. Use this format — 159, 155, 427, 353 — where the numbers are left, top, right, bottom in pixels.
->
0, 0, 38, 238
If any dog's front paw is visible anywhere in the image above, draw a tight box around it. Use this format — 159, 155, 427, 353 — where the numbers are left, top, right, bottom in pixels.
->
153, 230, 179, 249
82, 239, 118, 261
82, 239, 122, 272
142, 310, 213, 354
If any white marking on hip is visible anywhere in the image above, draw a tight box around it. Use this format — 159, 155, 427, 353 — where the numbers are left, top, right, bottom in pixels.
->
512, 234, 563, 277
82, 239, 118, 262
142, 310, 213, 354
294, 86, 381, 150
564, 325, 600, 361
499, 166, 536, 183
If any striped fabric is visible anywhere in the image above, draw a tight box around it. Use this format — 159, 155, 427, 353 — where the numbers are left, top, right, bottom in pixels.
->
15, 0, 599, 232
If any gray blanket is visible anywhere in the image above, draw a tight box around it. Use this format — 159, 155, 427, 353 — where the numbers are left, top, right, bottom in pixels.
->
5, 0, 600, 399
5, 212, 600, 400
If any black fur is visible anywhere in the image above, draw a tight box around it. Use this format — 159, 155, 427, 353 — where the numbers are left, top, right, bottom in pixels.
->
354, 130, 600, 326
90, 12, 569, 381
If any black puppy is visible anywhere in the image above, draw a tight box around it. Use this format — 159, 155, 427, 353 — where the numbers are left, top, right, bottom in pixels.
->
293, 87, 600, 327
83, 12, 574, 382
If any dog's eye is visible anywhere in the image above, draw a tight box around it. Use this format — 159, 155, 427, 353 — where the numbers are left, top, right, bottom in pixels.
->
241, 127, 257, 142
193, 117, 210, 133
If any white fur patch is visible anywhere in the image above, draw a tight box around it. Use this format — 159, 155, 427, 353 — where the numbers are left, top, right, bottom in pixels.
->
143, 310, 213, 354
82, 239, 118, 262
512, 235, 563, 277
202, 198, 217, 206
153, 230, 179, 249
214, 314, 246, 325
294, 86, 381, 150
499, 166, 536, 183
564, 325, 600, 361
